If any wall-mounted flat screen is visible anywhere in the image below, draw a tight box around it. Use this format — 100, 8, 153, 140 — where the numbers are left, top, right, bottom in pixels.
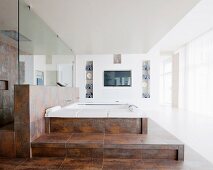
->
104, 71, 131, 87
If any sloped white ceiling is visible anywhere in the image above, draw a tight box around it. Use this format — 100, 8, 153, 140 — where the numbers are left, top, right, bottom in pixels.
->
149, 0, 213, 54
24, 0, 200, 54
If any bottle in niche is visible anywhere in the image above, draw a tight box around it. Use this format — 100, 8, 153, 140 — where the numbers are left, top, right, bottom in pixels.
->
143, 63, 150, 71
142, 74, 150, 80
86, 92, 93, 98
86, 64, 93, 71
142, 93, 150, 98
85, 84, 93, 89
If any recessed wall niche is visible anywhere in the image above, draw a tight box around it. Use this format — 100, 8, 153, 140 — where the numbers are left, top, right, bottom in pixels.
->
85, 61, 93, 98
0, 80, 9, 90
142, 60, 150, 98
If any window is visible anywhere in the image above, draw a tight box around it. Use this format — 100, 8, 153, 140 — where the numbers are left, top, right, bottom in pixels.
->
160, 58, 172, 105
178, 29, 213, 116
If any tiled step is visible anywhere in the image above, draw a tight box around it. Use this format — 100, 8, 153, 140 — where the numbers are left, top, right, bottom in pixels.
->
31, 133, 184, 160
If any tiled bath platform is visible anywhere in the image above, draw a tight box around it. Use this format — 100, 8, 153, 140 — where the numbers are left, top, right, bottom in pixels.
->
31, 133, 183, 160
32, 119, 183, 160
0, 120, 213, 169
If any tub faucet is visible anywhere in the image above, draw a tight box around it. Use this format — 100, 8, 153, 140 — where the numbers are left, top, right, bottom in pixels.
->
128, 105, 138, 112
128, 105, 138, 108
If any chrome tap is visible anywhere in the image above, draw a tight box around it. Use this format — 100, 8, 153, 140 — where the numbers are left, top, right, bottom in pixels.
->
128, 105, 138, 108
128, 105, 138, 112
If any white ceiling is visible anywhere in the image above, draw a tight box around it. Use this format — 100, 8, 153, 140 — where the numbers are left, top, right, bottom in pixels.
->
24, 0, 201, 54
148, 0, 213, 56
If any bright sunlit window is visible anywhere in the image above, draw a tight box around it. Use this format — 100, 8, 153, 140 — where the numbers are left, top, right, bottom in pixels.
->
179, 29, 213, 116
160, 58, 172, 105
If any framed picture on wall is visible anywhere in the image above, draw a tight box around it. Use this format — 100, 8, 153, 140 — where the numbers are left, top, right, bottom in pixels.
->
36, 70, 44, 85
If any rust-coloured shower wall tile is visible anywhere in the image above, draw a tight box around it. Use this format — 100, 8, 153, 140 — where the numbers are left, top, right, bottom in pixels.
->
14, 85, 30, 158
0, 131, 16, 158
15, 122, 31, 158
0, 40, 18, 127
14, 85, 30, 124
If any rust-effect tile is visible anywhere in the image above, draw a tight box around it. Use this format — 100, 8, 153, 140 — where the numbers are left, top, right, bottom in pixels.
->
59, 158, 92, 169
151, 159, 188, 170
141, 149, 178, 160
0, 40, 18, 127
104, 134, 143, 149
66, 133, 104, 148
50, 118, 105, 133
103, 159, 132, 170
104, 134, 143, 144
67, 148, 92, 159
30, 132, 182, 160
0, 158, 25, 169
15, 122, 31, 158
45, 117, 50, 134
32, 147, 67, 157
50, 118, 146, 134
0, 131, 15, 158
32, 133, 71, 148
131, 159, 157, 170
60, 158, 102, 170
105, 118, 142, 134
104, 149, 142, 159
141, 118, 148, 134
67, 148, 103, 159
15, 157, 64, 169
91, 158, 103, 170
92, 148, 104, 158
14, 85, 29, 124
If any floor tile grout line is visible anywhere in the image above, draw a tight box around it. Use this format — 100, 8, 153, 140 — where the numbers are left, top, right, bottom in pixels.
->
103, 133, 106, 160
14, 158, 28, 169
65, 133, 73, 148
58, 157, 66, 169
64, 133, 73, 158
102, 132, 106, 169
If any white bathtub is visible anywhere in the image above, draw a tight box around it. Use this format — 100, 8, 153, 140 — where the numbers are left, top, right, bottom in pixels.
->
45, 102, 146, 118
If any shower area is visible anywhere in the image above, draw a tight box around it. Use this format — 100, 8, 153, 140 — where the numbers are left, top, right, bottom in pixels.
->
0, 0, 76, 128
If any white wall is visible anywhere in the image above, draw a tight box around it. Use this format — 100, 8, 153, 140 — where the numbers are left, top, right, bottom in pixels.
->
46, 55, 75, 70
46, 55, 75, 86
76, 54, 160, 109
19, 55, 47, 85
19, 55, 34, 85
34, 55, 46, 85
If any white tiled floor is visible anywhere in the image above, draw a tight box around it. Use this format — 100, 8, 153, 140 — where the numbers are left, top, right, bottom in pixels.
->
146, 106, 213, 164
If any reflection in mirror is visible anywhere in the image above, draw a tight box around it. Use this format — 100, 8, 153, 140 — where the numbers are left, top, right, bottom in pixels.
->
19, 0, 75, 87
